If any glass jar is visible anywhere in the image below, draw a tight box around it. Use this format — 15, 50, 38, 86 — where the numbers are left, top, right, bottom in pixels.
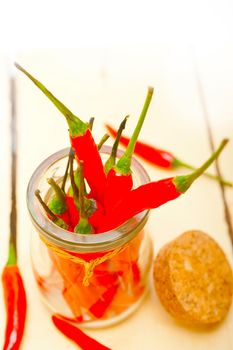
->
27, 146, 153, 328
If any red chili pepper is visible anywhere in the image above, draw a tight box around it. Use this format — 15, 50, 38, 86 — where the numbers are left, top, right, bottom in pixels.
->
71, 129, 106, 203
104, 168, 133, 211
52, 315, 111, 350
104, 87, 154, 211
88, 201, 105, 232
98, 139, 227, 232
106, 125, 233, 187
106, 123, 174, 168
66, 195, 80, 228
2, 82, 27, 350
15, 63, 106, 204
2, 266, 27, 350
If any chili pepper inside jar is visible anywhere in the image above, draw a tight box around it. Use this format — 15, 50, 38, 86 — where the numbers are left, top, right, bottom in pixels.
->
27, 146, 153, 328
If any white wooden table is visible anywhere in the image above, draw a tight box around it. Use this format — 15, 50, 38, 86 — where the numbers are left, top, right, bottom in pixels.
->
0, 48, 232, 350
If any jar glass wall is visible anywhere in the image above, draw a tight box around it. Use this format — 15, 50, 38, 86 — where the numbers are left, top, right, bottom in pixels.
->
27, 146, 153, 328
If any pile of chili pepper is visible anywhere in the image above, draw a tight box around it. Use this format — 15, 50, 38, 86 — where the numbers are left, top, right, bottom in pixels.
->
15, 63, 229, 349
15, 63, 229, 237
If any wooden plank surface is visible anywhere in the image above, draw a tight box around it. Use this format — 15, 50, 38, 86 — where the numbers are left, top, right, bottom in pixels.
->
0, 48, 232, 349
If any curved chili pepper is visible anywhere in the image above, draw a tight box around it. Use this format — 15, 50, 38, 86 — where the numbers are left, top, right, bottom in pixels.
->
106, 124, 233, 187
98, 139, 228, 232
2, 76, 27, 350
104, 87, 154, 211
2, 265, 27, 350
15, 63, 106, 204
52, 315, 111, 350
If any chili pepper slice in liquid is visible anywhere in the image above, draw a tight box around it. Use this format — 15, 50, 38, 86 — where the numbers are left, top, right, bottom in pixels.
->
52, 315, 111, 350
104, 87, 154, 212
89, 284, 118, 318
98, 139, 228, 232
106, 124, 233, 187
15, 63, 106, 204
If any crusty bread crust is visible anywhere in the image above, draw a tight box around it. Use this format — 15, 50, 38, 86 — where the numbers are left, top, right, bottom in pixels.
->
154, 230, 233, 324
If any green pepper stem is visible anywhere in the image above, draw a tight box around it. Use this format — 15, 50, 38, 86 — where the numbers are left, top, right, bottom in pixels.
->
78, 161, 86, 219
173, 158, 233, 187
47, 178, 67, 206
104, 116, 128, 174
98, 133, 110, 150
35, 190, 58, 221
88, 117, 95, 131
116, 87, 154, 175
15, 63, 88, 137
6, 242, 17, 266
35, 190, 68, 229
174, 139, 229, 193
61, 153, 70, 192
74, 161, 94, 234
69, 149, 80, 206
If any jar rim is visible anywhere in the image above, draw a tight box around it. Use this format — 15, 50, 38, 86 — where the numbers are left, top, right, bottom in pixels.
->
27, 145, 150, 252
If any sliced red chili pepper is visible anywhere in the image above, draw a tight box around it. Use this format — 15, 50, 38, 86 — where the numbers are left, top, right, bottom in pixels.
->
93, 270, 123, 287
52, 315, 111, 350
104, 87, 154, 211
106, 124, 233, 187
15, 63, 106, 204
98, 139, 228, 232
89, 284, 118, 318
131, 261, 141, 284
